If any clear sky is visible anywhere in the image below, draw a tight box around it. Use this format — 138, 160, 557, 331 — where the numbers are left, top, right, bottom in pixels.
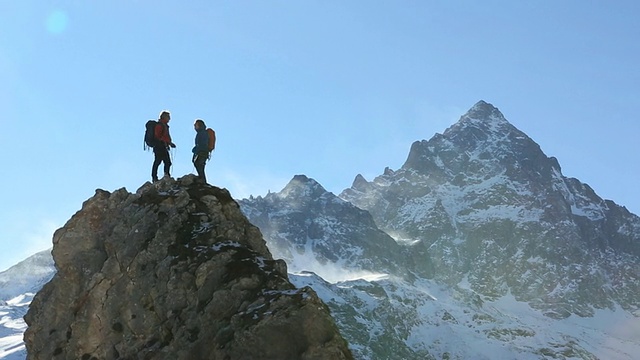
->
1, 1, 638, 271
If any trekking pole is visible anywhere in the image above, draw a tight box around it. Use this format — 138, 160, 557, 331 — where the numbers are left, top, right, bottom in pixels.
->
170, 147, 175, 175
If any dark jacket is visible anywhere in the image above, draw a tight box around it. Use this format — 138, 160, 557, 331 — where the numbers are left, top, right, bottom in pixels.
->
192, 128, 209, 154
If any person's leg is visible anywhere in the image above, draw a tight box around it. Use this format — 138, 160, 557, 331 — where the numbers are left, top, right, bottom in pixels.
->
160, 147, 172, 177
152, 148, 162, 181
193, 153, 207, 182
199, 155, 207, 183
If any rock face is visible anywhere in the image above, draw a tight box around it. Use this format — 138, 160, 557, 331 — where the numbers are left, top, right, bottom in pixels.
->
24, 175, 353, 360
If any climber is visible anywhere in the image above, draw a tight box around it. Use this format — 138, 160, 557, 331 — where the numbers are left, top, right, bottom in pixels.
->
192, 119, 211, 183
151, 110, 176, 182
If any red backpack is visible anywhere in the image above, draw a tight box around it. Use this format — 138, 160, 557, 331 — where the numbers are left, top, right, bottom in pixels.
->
206, 128, 216, 152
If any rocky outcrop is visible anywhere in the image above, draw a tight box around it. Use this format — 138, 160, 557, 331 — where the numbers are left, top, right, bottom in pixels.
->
24, 175, 353, 360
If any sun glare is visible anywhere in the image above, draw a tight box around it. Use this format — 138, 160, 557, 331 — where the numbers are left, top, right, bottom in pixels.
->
46, 10, 68, 35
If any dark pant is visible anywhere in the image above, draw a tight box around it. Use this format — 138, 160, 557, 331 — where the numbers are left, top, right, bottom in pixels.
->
152, 146, 171, 181
192, 152, 208, 183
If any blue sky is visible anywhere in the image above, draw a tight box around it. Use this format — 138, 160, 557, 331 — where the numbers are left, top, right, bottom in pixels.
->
1, 1, 639, 271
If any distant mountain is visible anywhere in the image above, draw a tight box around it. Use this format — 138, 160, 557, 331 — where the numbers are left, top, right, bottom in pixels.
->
240, 100, 640, 359
0, 250, 55, 301
340, 100, 640, 318
238, 175, 432, 281
0, 250, 55, 360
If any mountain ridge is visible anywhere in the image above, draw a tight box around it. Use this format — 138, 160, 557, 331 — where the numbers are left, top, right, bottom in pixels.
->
238, 175, 433, 281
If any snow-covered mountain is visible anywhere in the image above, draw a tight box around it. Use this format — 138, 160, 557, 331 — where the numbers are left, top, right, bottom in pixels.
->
0, 251, 55, 301
0, 250, 55, 359
239, 175, 431, 281
340, 100, 640, 318
240, 101, 640, 359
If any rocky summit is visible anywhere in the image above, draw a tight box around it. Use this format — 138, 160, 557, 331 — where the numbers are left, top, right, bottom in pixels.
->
24, 175, 353, 360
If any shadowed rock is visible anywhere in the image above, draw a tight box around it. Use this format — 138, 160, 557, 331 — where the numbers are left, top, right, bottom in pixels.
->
24, 175, 353, 360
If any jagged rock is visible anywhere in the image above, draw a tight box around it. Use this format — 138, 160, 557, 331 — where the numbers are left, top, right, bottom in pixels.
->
24, 175, 353, 360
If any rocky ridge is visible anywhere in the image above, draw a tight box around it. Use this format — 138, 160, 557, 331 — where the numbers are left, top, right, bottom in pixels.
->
24, 175, 352, 360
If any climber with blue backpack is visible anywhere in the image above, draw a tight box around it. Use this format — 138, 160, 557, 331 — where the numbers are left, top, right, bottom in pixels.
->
192, 119, 216, 183
144, 110, 176, 182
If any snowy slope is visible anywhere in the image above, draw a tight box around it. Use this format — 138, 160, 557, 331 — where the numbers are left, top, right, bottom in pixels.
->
290, 272, 640, 360
0, 250, 55, 359
0, 250, 54, 301
0, 295, 35, 360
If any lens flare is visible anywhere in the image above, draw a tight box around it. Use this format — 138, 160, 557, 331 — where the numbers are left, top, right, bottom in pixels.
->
46, 10, 68, 34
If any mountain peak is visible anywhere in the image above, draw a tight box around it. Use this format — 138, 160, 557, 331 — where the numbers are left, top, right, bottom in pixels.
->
351, 174, 369, 190
463, 100, 507, 123
278, 174, 329, 199
402, 101, 523, 173
441, 100, 510, 139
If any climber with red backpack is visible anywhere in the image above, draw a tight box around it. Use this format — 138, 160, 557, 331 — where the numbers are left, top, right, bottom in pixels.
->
145, 110, 176, 182
192, 119, 216, 183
